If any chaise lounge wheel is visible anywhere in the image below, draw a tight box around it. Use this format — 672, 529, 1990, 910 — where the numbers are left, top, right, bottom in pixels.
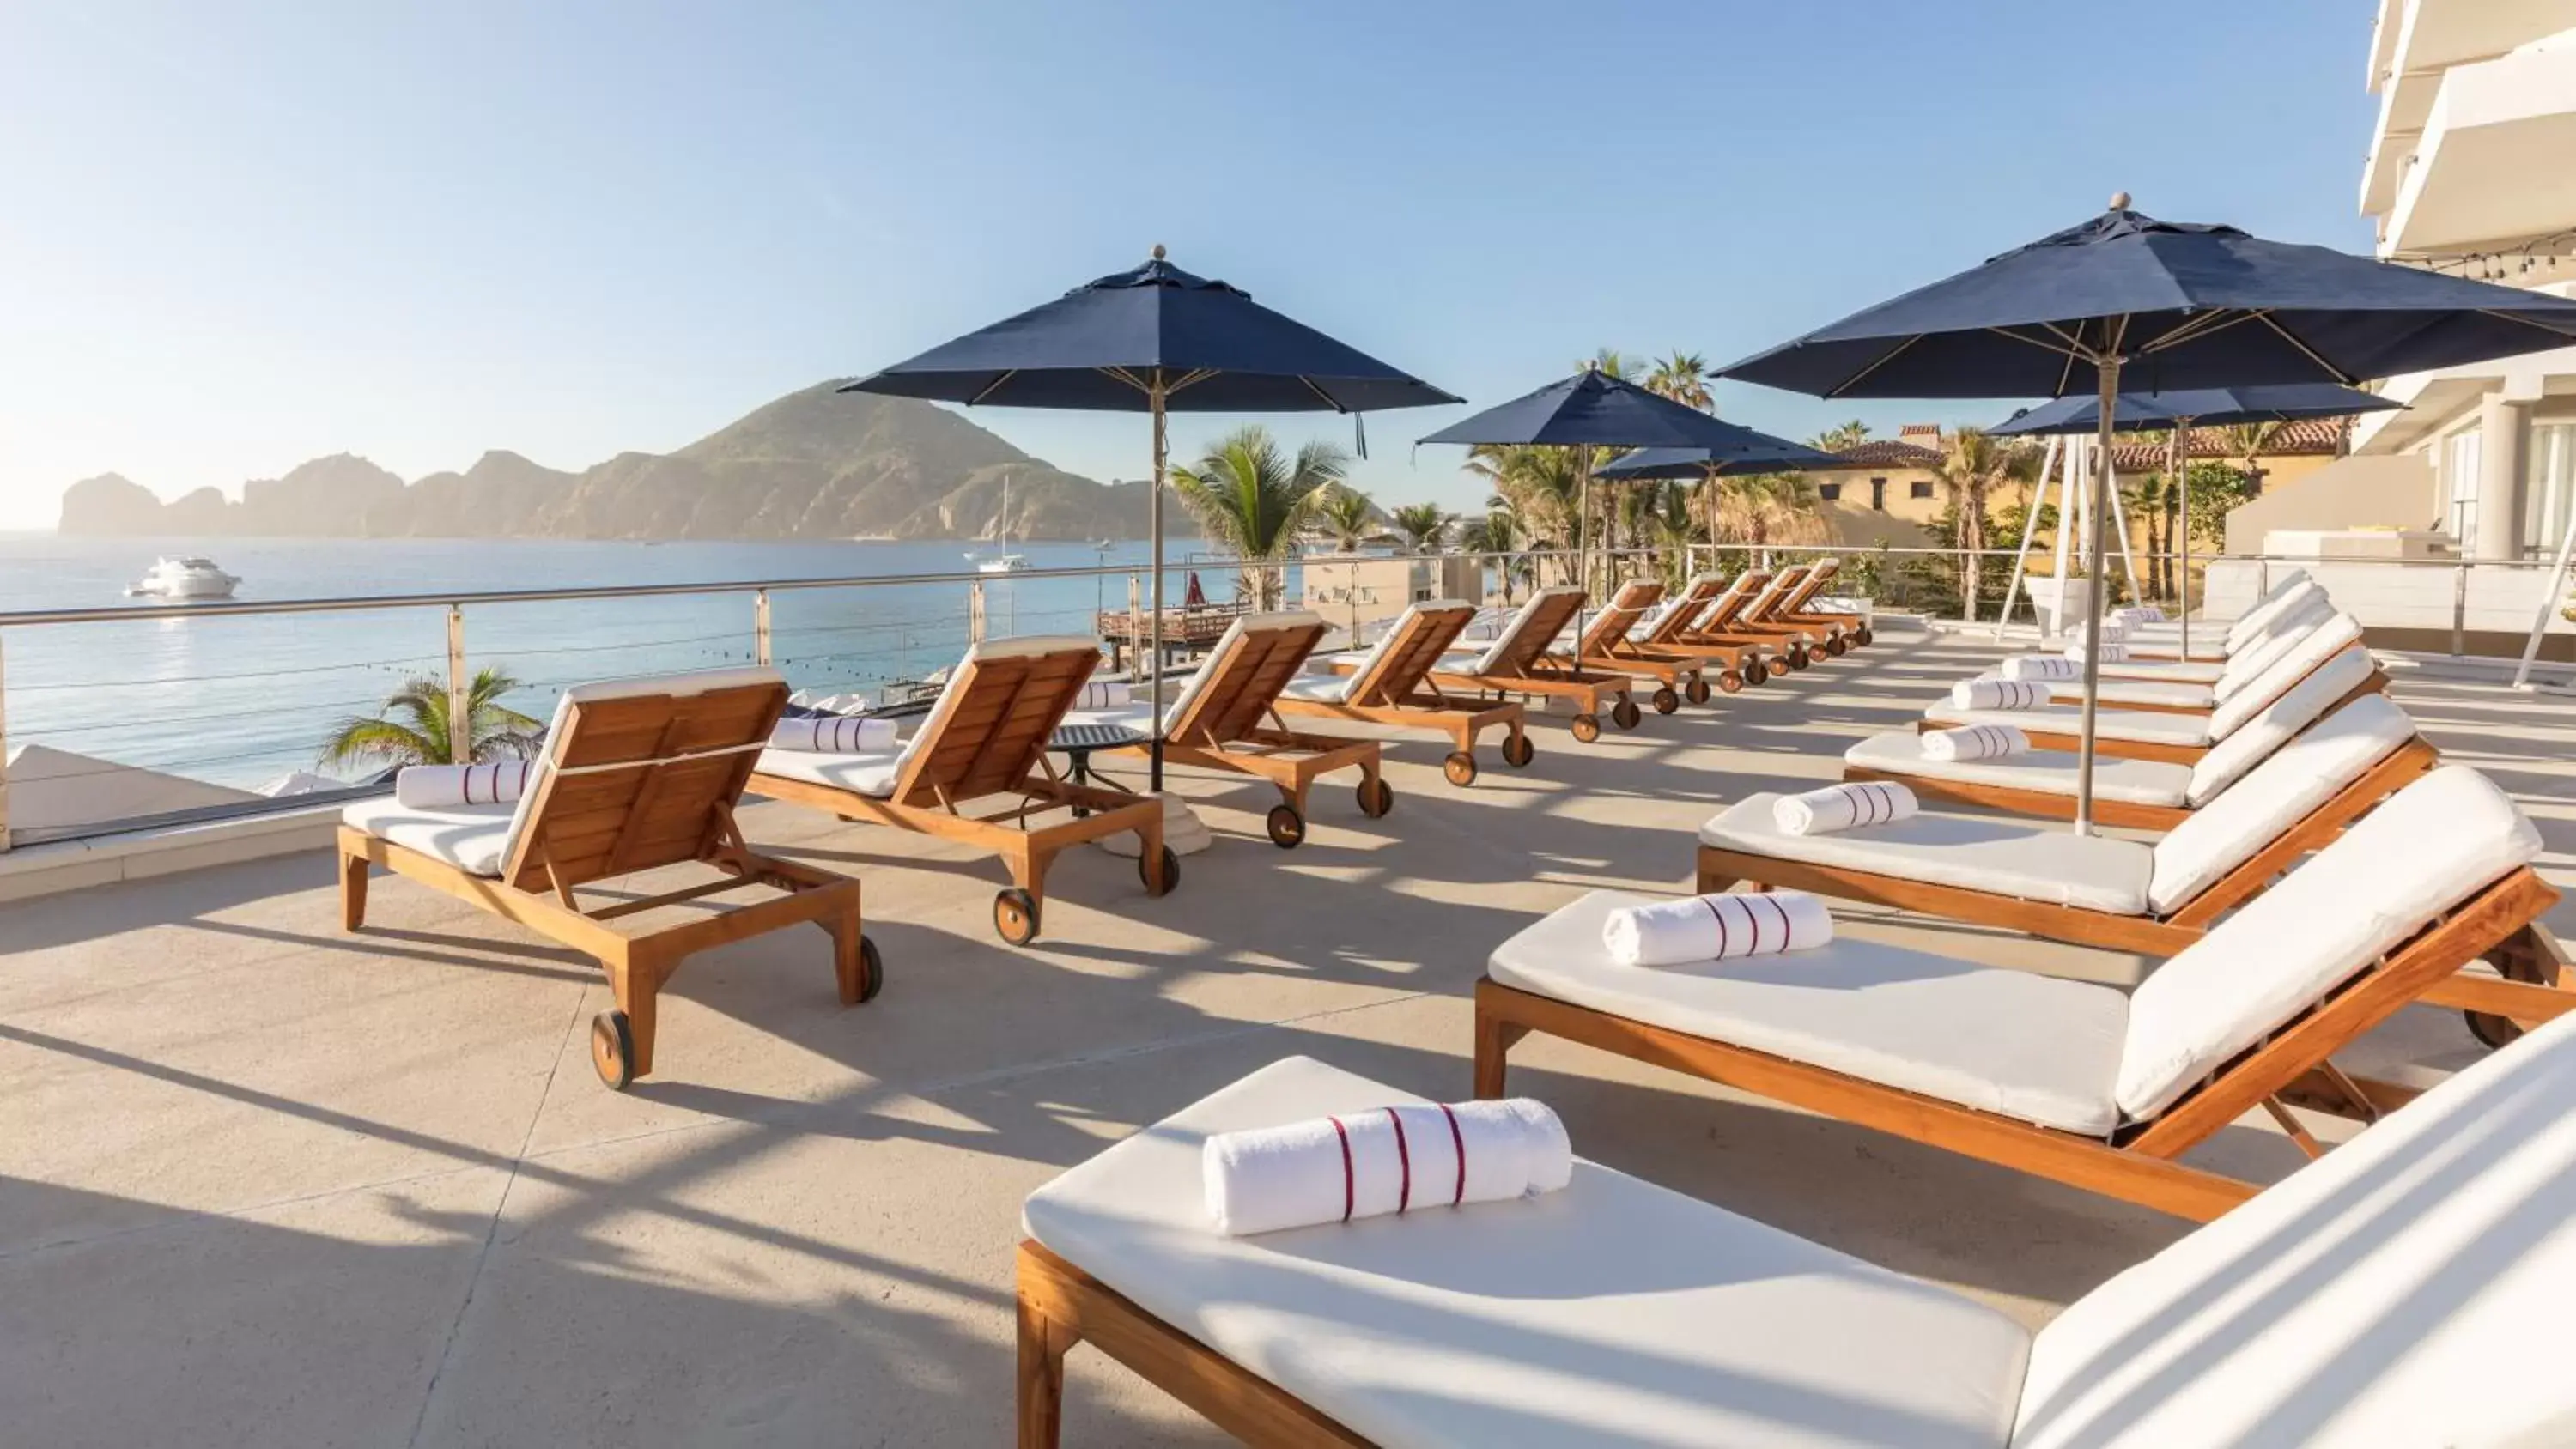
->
1826, 634, 1849, 657
1500, 734, 1535, 768
855, 935, 885, 1003
1266, 803, 1307, 849
1716, 670, 1743, 694
1785, 645, 1811, 670
1855, 624, 1874, 646
1443, 750, 1480, 786
1743, 658, 1768, 687
993, 888, 1041, 946
1140, 846, 1180, 896
1357, 777, 1394, 818
1651, 686, 1680, 715
1613, 696, 1645, 729
1570, 713, 1601, 744
590, 1010, 635, 1091
1685, 677, 1711, 706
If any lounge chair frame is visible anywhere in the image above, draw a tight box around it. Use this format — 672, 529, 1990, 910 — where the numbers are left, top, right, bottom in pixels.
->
1017, 1240, 1369, 1448
1475, 866, 2561, 1222
1558, 579, 1717, 707
1766, 558, 1873, 646
1674, 569, 1813, 673
750, 642, 1170, 946
1845, 731, 2439, 831
1096, 615, 1390, 846
337, 676, 872, 1089
1400, 589, 1642, 744
1275, 603, 1531, 786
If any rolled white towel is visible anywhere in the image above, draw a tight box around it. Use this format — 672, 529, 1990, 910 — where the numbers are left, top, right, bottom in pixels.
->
1601, 888, 1835, 967
1077, 679, 1132, 709
1772, 780, 1917, 835
2002, 655, 2080, 682
1922, 724, 2030, 761
2092, 620, 2131, 643
2064, 641, 2130, 664
396, 760, 530, 809
770, 714, 899, 754
1949, 676, 2049, 711
1203, 1098, 1573, 1236
2117, 605, 2167, 625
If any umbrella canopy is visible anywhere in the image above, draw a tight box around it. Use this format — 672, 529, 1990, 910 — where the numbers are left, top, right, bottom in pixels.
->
1990, 383, 2401, 436
1717, 197, 2576, 835
1719, 206, 2576, 399
841, 247, 1458, 791
846, 252, 1462, 413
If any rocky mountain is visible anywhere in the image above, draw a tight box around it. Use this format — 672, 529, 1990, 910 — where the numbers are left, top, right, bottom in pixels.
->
58, 381, 1165, 541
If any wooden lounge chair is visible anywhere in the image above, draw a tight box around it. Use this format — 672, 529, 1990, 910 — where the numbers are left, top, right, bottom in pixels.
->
748, 636, 1174, 947
1069, 610, 1393, 848
1848, 681, 2428, 831
337, 667, 876, 1090
1391, 586, 1642, 743
1648, 568, 1796, 683
1679, 567, 1825, 672
1276, 600, 1533, 786
1483, 765, 2563, 1222
1917, 616, 2385, 765
1715, 562, 1855, 663
1766, 555, 1874, 647
1954, 595, 2342, 717
1021, 1014, 2576, 1445
1534, 579, 1717, 710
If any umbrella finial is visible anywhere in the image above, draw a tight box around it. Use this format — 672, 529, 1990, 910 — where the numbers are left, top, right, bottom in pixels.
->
1151, 243, 1167, 260
2108, 191, 2132, 211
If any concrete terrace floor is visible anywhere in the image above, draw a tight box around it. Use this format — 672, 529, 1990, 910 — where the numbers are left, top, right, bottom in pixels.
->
3, 627, 2567, 1447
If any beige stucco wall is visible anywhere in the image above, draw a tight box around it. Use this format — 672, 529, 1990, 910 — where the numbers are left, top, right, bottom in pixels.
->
2222, 452, 2439, 555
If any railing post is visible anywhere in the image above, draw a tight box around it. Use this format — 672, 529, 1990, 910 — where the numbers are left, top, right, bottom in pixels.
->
969, 579, 987, 645
446, 604, 471, 765
2452, 560, 2470, 658
0, 628, 11, 854
754, 588, 773, 666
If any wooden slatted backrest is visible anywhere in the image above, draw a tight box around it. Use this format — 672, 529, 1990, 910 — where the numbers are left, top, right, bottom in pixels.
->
1686, 570, 1771, 636
1168, 614, 1327, 746
1346, 603, 1477, 706
1467, 589, 1586, 678
892, 638, 1102, 806
1644, 574, 1726, 646
1782, 558, 1840, 612
1741, 565, 1808, 622
501, 673, 787, 894
1578, 579, 1664, 657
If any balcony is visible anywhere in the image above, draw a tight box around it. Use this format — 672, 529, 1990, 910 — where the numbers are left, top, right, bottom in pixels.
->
2386, 32, 2576, 254
2359, 0, 2576, 223
3, 619, 2569, 1444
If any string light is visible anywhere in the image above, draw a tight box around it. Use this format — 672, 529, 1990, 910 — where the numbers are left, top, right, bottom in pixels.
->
2392, 226, 2576, 280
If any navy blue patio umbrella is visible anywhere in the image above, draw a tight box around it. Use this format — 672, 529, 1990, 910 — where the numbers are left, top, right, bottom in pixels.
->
1718, 196, 2576, 831
1419, 371, 1820, 660
843, 247, 1460, 789
1994, 384, 2403, 654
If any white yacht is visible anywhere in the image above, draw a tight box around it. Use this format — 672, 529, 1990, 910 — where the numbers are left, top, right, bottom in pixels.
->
126, 555, 240, 599
969, 476, 1032, 573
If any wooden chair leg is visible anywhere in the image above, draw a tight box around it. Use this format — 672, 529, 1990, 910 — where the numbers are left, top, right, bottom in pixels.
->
338, 850, 369, 931
606, 955, 659, 1080
831, 898, 865, 1006
1018, 1288, 1078, 1449
1140, 812, 1167, 895
1474, 997, 1528, 1099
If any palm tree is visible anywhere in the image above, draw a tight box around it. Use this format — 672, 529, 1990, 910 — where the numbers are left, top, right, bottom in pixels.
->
1644, 351, 1713, 412
1712, 472, 1827, 549
1930, 427, 2040, 621
1578, 347, 1632, 379
320, 666, 542, 770
1315, 485, 1377, 552
2123, 470, 2173, 602
1458, 500, 1531, 603
1172, 425, 1345, 609
2217, 421, 2281, 494
1465, 445, 1581, 582
1809, 421, 1873, 454
1390, 502, 1449, 554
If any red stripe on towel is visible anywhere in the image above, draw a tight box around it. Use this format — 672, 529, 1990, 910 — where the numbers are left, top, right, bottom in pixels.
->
1759, 893, 1793, 947
1439, 1103, 1466, 1205
1386, 1107, 1413, 1213
1746, 897, 1764, 955
1701, 894, 1730, 957
1329, 1116, 1354, 1223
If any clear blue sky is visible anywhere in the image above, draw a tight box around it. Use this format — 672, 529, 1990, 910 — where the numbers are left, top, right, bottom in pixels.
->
0, 0, 2378, 530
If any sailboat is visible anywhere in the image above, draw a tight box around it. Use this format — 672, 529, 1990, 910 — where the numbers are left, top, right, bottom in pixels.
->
971, 474, 1031, 574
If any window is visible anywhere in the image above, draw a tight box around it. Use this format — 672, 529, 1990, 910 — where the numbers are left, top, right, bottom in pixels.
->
1869, 477, 1888, 511
1909, 480, 1935, 500
1817, 482, 1842, 501
2443, 426, 2482, 542
2525, 421, 2576, 556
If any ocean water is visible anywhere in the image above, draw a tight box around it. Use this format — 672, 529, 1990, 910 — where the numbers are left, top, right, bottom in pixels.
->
0, 534, 1234, 796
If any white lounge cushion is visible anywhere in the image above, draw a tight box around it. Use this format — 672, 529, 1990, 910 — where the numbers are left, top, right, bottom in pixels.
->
1280, 670, 1358, 705
2208, 597, 2335, 701
2015, 1009, 2576, 1449
1491, 890, 2128, 1134
1024, 1055, 2035, 1449
2114, 766, 2542, 1120
2182, 644, 2378, 805
2205, 615, 2364, 736
341, 796, 517, 877
2143, 694, 2421, 915
1466, 587, 1580, 674
1701, 794, 2154, 915
1923, 701, 2214, 747
750, 743, 907, 799
2094, 658, 2227, 684
1844, 731, 2193, 809
2032, 677, 2214, 710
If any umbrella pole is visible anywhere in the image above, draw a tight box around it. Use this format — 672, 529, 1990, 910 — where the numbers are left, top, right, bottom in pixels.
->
1149, 377, 1167, 792
2073, 359, 2121, 836
1574, 449, 1593, 668
2172, 420, 2191, 658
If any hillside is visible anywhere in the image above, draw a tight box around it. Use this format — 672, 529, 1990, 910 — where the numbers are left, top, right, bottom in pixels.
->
58, 382, 1165, 542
